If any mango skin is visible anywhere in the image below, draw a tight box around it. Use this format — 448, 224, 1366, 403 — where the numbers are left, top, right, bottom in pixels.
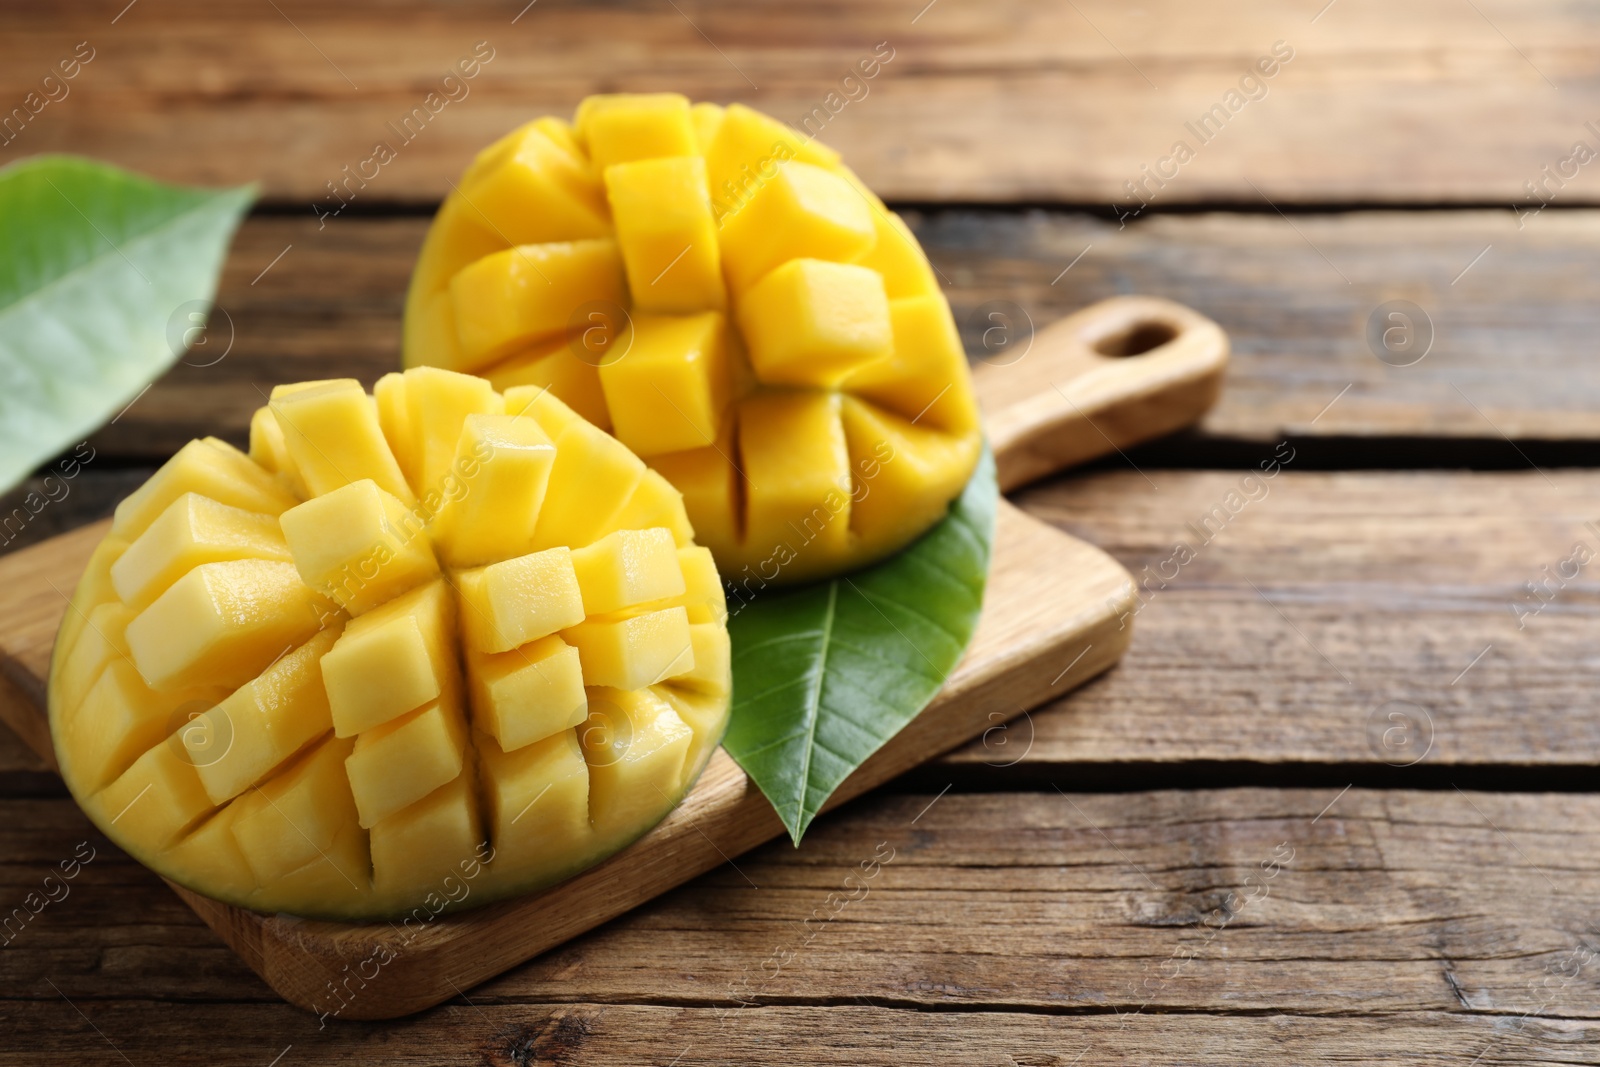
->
404, 95, 982, 587
47, 371, 731, 922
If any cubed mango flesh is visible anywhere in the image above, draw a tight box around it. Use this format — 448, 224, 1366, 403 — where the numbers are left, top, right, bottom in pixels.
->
737, 259, 893, 388
718, 161, 875, 293
402, 95, 981, 583
279, 479, 439, 616
50, 368, 731, 920
454, 546, 586, 654
605, 155, 724, 313
598, 311, 730, 457
450, 240, 625, 371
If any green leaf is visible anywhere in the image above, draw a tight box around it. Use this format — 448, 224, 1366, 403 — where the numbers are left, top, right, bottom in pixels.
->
0, 155, 255, 494
724, 447, 998, 843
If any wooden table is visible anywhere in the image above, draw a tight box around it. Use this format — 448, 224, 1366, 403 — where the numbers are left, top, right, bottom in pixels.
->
5, 2, 1600, 1063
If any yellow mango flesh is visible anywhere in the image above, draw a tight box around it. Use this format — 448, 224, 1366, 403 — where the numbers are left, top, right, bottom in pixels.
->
604, 155, 724, 313
403, 95, 982, 584
48, 368, 731, 921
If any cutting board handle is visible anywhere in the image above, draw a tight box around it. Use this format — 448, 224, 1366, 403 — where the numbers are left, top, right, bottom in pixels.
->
973, 295, 1229, 493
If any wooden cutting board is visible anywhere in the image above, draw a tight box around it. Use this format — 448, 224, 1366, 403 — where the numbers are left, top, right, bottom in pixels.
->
0, 294, 1226, 1020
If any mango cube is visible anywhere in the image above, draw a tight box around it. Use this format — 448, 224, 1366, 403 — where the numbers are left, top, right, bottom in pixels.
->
247, 405, 301, 493
56, 537, 128, 664
580, 687, 693, 838
562, 606, 694, 690
531, 419, 646, 550
187, 626, 342, 805
321, 579, 459, 737
344, 699, 468, 828
280, 479, 439, 616
502, 379, 583, 438
479, 729, 592, 874
737, 259, 893, 388
658, 685, 730, 786
598, 311, 730, 457
270, 380, 414, 504
457, 123, 610, 248
112, 438, 297, 541
840, 396, 982, 559
454, 547, 586, 654
408, 190, 512, 299
405, 288, 471, 373
370, 773, 484, 897
689, 102, 723, 153
466, 634, 588, 752
577, 92, 696, 171
63, 659, 184, 794
230, 737, 359, 885
373, 371, 421, 487
96, 738, 214, 848
125, 559, 326, 693
111, 492, 292, 607
570, 527, 685, 616
739, 390, 853, 562
55, 601, 135, 714
450, 240, 625, 368
429, 414, 557, 567
668, 621, 731, 697
703, 103, 840, 219
605, 156, 724, 313
163, 806, 256, 900
254, 823, 371, 914
718, 161, 876, 292
402, 365, 503, 498
843, 294, 981, 436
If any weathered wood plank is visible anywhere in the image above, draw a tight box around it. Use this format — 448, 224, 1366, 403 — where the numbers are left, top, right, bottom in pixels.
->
62, 209, 1600, 465
7, 1004, 1596, 1067
9, 468, 1600, 772
950, 469, 1600, 769
928, 209, 1600, 443
5, 1, 1600, 205
4, 789, 1600, 1062
7, 1005, 1598, 1067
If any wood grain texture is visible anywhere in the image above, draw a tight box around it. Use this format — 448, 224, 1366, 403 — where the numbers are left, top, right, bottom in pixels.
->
929, 209, 1600, 443
5, 1, 1600, 204
66, 209, 1600, 465
948, 469, 1600, 769
5, 788, 1600, 1063
8, 1007, 1594, 1067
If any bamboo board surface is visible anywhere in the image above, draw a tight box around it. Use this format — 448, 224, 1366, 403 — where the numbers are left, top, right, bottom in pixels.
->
0, 298, 1227, 1017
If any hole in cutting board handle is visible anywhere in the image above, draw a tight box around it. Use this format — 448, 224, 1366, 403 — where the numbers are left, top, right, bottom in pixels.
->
1091, 319, 1179, 358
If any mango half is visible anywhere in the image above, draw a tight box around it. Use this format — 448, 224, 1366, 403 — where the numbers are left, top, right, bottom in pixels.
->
47, 368, 730, 920
403, 94, 983, 585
